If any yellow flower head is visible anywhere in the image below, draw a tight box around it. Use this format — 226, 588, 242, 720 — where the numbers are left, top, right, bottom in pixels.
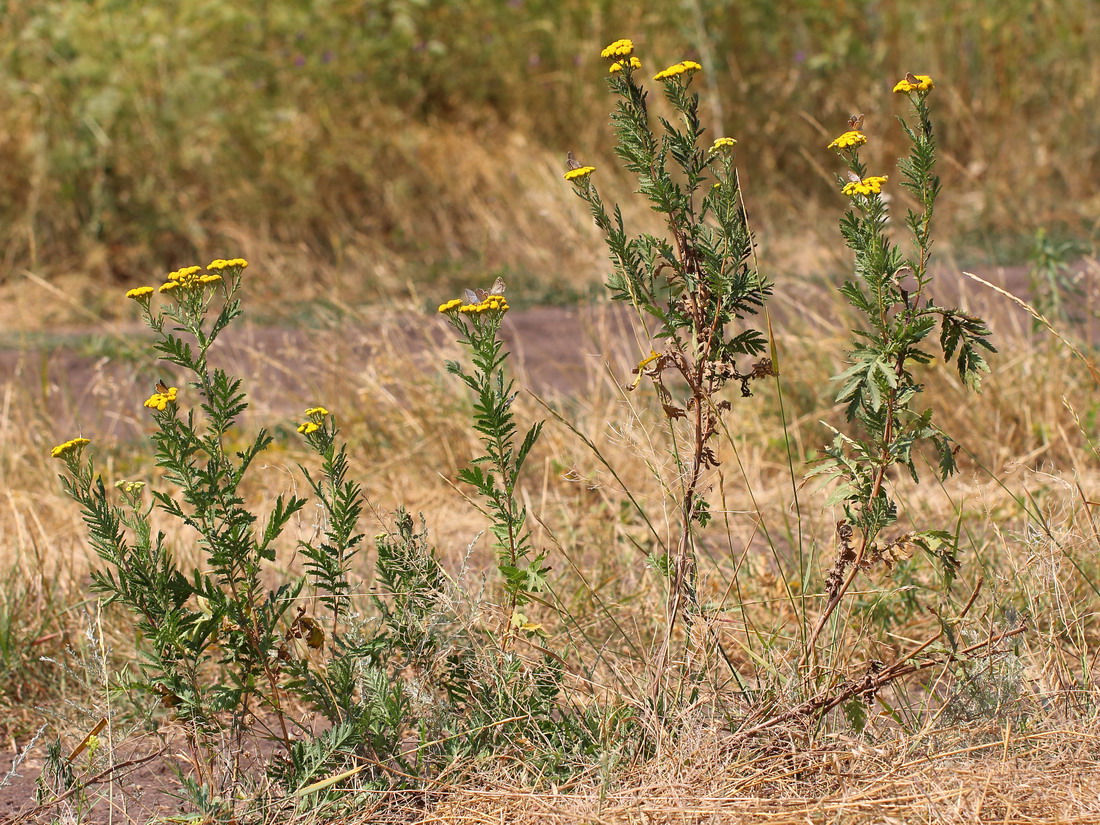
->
198, 273, 222, 285
207, 257, 248, 271
458, 297, 510, 315
709, 137, 737, 153
143, 386, 178, 412
827, 130, 867, 150
610, 56, 642, 73
654, 60, 701, 81
564, 165, 596, 181
438, 298, 464, 313
304, 406, 330, 418
51, 437, 91, 460
893, 73, 934, 94
297, 421, 320, 435
842, 175, 889, 197
163, 265, 205, 290
125, 286, 154, 301
600, 39, 634, 59
158, 281, 179, 293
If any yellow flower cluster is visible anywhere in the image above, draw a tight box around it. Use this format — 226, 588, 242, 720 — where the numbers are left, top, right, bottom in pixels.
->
126, 286, 154, 300
438, 298, 465, 313
51, 437, 90, 459
115, 479, 146, 494
297, 406, 329, 435
600, 39, 634, 59
709, 137, 737, 153
207, 258, 249, 271
609, 56, 642, 73
564, 165, 596, 181
893, 73, 934, 94
458, 297, 510, 315
159, 265, 223, 293
828, 130, 867, 150
842, 175, 889, 197
143, 385, 178, 411
654, 60, 701, 81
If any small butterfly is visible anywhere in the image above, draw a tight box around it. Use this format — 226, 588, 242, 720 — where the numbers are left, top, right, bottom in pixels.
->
464, 276, 507, 304
847, 171, 862, 183
905, 72, 919, 85
848, 113, 865, 131
155, 379, 171, 394
566, 150, 583, 171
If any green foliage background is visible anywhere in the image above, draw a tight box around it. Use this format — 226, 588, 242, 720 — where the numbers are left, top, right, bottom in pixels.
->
0, 0, 1095, 282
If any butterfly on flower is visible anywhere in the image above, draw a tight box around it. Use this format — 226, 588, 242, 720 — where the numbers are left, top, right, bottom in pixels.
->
848, 113, 865, 131
566, 150, 583, 171
465, 277, 507, 305
155, 379, 171, 395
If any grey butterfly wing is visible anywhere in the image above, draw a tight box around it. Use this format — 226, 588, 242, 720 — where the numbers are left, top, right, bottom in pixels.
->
488, 277, 506, 297
464, 288, 479, 304
566, 150, 582, 171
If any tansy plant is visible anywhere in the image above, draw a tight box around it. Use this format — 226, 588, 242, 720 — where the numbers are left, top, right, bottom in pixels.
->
567, 39, 773, 692
52, 260, 600, 811
52, 260, 419, 805
438, 286, 548, 639
805, 73, 995, 656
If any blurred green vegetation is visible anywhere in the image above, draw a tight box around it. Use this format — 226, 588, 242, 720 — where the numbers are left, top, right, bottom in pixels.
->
0, 0, 1096, 291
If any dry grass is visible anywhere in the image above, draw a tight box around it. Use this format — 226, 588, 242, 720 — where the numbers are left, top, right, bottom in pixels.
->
3, 257, 1100, 821
411, 720, 1100, 824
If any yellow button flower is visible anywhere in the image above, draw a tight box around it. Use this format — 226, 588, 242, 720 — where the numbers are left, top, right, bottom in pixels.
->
827, 130, 867, 150
564, 165, 596, 181
207, 257, 249, 271
654, 60, 701, 81
709, 137, 737, 153
600, 39, 634, 59
842, 175, 889, 197
143, 386, 178, 411
125, 286, 154, 300
893, 73, 934, 94
297, 421, 320, 435
50, 437, 91, 459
